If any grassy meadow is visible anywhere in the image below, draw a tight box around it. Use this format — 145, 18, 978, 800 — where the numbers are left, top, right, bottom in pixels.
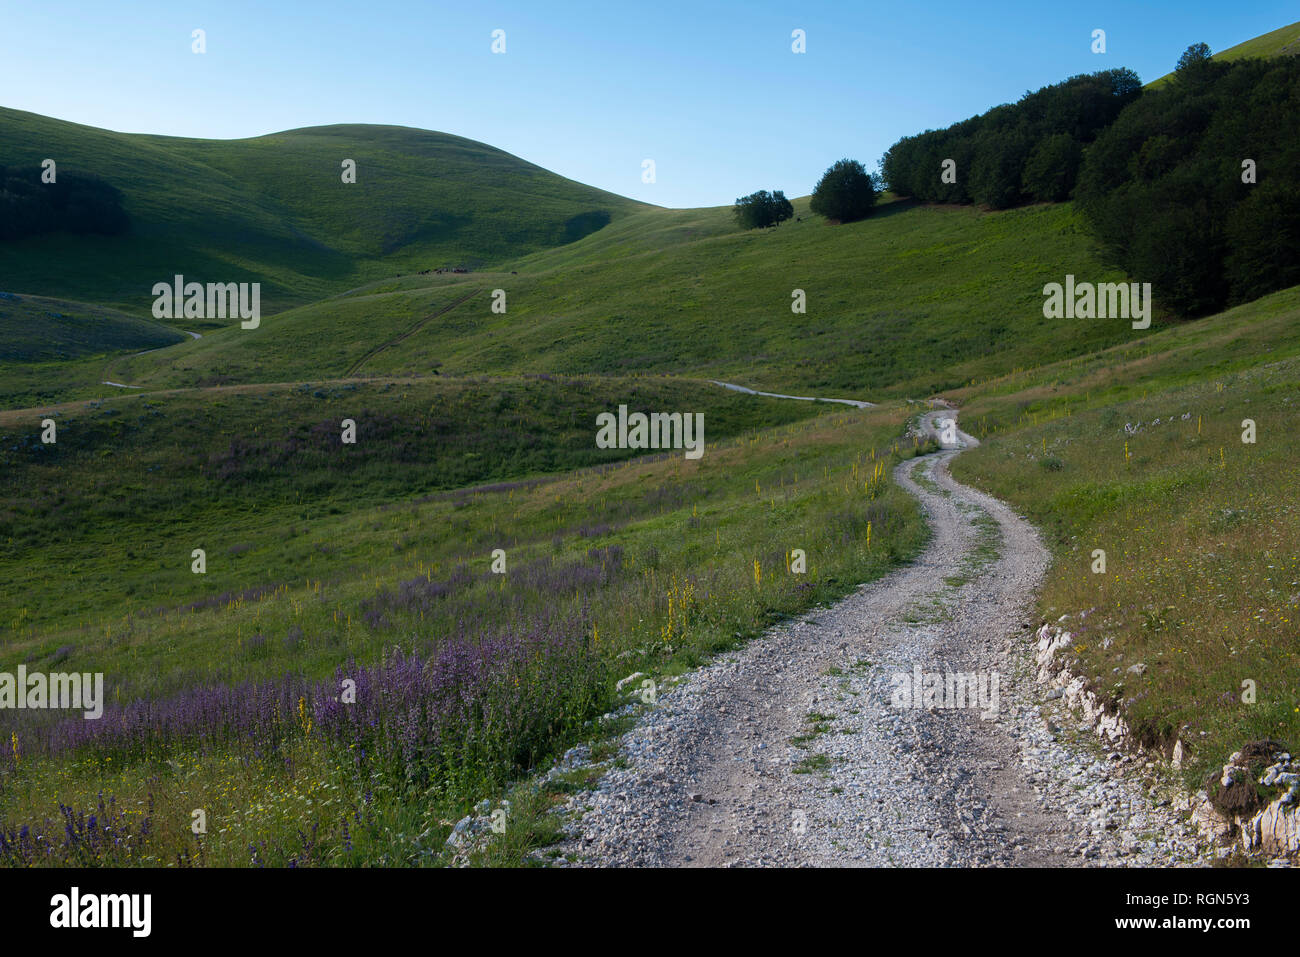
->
0, 376, 826, 649
0, 292, 184, 363
951, 286, 1300, 790
109, 197, 1142, 400
0, 396, 934, 865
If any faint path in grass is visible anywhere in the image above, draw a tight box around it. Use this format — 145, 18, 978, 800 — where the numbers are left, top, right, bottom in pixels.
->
97, 329, 203, 389
0, 375, 442, 425
710, 380, 874, 408
345, 286, 482, 377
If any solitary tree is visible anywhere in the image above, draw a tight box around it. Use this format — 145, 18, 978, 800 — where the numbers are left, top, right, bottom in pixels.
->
810, 159, 877, 223
733, 189, 795, 229
1176, 42, 1212, 72
1173, 41, 1222, 90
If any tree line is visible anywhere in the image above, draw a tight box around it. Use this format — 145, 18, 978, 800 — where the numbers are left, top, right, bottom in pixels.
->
879, 68, 1142, 208
736, 46, 1300, 319
1072, 53, 1300, 316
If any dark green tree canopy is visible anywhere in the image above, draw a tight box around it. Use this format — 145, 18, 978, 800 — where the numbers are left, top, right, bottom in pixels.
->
810, 159, 877, 223
879, 69, 1141, 209
733, 189, 795, 229
1172, 41, 1224, 88
1075, 56, 1300, 316
1177, 42, 1212, 72
878, 54, 1299, 319
1022, 133, 1083, 202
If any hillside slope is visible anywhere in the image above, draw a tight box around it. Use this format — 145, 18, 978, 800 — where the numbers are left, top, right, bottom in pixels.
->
112, 196, 1140, 398
0, 108, 643, 315
949, 284, 1300, 794
1148, 19, 1299, 86
1211, 19, 1300, 61
0, 292, 184, 361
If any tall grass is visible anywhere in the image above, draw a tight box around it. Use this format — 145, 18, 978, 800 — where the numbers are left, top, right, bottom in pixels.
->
0, 401, 934, 866
953, 331, 1300, 787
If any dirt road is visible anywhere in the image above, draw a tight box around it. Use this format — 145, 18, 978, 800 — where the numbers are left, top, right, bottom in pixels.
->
555, 409, 1207, 866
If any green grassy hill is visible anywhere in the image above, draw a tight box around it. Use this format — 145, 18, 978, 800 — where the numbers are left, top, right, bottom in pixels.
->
110, 196, 1138, 399
0, 293, 189, 407
1210, 19, 1300, 61
3, 18, 1298, 866
0, 374, 827, 645
0, 292, 184, 361
0, 108, 644, 316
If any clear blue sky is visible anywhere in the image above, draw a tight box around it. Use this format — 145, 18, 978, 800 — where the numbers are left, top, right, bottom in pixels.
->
1, 1, 1294, 207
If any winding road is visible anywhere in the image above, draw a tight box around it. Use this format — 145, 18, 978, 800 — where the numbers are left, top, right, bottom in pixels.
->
555, 408, 1207, 866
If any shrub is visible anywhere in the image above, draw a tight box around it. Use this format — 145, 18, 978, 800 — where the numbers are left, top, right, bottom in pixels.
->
810, 159, 877, 223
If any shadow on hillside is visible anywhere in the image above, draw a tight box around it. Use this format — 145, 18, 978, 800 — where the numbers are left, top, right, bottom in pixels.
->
869, 197, 920, 220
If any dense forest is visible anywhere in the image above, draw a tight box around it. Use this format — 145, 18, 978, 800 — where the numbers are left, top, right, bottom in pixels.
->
1075, 55, 1300, 316
879, 69, 1143, 208
880, 51, 1300, 317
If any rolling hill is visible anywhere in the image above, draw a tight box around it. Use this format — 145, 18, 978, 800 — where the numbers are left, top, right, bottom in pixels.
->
1, 17, 1298, 868
0, 292, 184, 361
0, 108, 644, 316
1206, 19, 1300, 62
106, 195, 1138, 400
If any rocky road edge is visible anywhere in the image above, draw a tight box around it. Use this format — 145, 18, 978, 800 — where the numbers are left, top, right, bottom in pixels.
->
1036, 619, 1299, 864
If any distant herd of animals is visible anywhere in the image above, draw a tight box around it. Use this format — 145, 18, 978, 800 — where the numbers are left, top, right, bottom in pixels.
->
424, 267, 471, 274
415, 267, 519, 275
